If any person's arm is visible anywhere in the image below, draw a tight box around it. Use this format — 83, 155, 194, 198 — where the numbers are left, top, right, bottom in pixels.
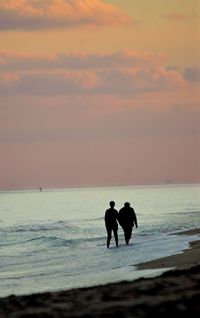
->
117, 211, 122, 226
133, 210, 138, 228
104, 210, 107, 224
115, 211, 118, 222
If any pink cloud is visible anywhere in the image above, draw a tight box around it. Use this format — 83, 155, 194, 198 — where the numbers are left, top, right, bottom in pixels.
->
184, 67, 200, 82
0, 49, 199, 189
0, 50, 187, 97
0, 0, 130, 30
0, 50, 164, 70
0, 72, 19, 85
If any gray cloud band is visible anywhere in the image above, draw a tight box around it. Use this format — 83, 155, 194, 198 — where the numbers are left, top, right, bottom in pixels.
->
0, 0, 130, 31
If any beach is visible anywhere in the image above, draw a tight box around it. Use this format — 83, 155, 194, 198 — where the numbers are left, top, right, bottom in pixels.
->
0, 228, 199, 317
136, 228, 200, 270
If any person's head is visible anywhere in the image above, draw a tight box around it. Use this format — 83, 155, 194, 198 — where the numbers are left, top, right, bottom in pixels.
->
124, 202, 130, 207
109, 201, 115, 208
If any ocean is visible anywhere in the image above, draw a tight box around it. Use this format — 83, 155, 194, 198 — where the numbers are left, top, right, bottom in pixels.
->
0, 184, 200, 298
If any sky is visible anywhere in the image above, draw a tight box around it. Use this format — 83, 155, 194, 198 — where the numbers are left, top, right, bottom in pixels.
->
0, 0, 200, 190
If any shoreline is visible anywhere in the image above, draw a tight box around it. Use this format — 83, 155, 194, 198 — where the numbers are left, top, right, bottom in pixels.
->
136, 228, 200, 270
0, 228, 200, 317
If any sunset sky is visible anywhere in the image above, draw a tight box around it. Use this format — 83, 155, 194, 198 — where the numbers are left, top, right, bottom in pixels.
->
0, 0, 200, 190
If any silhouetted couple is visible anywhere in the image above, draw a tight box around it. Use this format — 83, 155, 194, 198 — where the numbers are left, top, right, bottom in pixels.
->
104, 201, 138, 248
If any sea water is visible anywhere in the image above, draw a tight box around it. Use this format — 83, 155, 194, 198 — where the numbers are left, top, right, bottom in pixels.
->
0, 184, 199, 297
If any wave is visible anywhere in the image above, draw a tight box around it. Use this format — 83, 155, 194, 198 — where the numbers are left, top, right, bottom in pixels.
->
80, 216, 104, 222
164, 210, 200, 215
27, 234, 106, 246
88, 216, 104, 221
0, 233, 106, 248
0, 235, 79, 248
26, 235, 78, 247
0, 221, 75, 233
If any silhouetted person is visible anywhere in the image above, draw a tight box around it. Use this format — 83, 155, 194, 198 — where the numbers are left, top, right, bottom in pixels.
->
118, 202, 138, 245
104, 201, 119, 248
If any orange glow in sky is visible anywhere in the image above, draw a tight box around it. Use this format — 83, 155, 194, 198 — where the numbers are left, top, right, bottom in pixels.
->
0, 0, 199, 189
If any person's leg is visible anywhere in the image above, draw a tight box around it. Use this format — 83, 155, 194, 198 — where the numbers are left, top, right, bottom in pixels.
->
124, 226, 132, 245
113, 229, 118, 247
106, 228, 112, 248
122, 226, 127, 244
124, 231, 129, 245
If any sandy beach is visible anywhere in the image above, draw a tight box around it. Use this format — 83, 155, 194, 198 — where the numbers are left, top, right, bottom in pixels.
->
136, 228, 200, 270
0, 228, 200, 317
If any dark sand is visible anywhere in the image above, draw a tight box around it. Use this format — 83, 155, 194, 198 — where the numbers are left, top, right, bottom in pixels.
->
0, 228, 200, 317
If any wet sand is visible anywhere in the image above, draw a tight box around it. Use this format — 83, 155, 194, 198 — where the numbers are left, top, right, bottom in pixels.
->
0, 228, 200, 317
136, 228, 200, 270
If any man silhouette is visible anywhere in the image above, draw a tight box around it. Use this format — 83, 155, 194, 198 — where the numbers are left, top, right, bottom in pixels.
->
118, 202, 138, 245
104, 201, 119, 248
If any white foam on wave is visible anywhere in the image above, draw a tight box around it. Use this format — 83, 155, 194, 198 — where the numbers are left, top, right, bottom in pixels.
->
0, 221, 73, 232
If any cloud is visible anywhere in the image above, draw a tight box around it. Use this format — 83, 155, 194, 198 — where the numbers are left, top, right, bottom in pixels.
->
161, 11, 198, 22
162, 12, 188, 21
0, 50, 164, 71
184, 67, 200, 82
0, 0, 130, 31
0, 50, 187, 97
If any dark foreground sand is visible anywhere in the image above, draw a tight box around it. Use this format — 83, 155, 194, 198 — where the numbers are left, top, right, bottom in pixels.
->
0, 228, 200, 318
